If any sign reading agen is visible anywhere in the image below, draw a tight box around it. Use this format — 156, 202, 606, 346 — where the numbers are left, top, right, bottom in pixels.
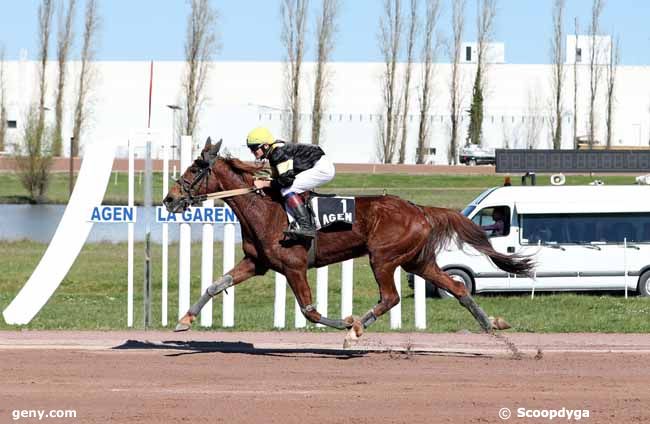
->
89, 206, 137, 223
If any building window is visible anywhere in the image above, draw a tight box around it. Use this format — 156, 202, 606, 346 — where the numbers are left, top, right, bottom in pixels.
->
7, 120, 17, 129
465, 46, 472, 61
576, 47, 582, 63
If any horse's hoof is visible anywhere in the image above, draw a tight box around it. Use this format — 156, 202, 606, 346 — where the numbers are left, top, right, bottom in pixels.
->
352, 320, 364, 338
174, 313, 195, 332
489, 316, 511, 330
343, 326, 360, 349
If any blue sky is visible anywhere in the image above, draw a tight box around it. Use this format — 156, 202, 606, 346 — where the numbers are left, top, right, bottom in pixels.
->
0, 0, 649, 64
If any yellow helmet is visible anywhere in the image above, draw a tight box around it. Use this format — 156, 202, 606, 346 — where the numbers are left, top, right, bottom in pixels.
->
246, 127, 275, 149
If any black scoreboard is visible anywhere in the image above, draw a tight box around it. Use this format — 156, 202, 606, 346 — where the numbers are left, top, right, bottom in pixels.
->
495, 149, 650, 173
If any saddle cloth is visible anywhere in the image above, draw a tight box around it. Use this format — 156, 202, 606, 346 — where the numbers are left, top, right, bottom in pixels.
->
286, 194, 355, 230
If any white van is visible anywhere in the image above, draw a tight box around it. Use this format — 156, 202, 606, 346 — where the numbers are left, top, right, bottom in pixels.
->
433, 185, 650, 297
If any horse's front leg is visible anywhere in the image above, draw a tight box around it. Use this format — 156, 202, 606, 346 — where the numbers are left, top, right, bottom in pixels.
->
175, 257, 267, 332
284, 269, 353, 331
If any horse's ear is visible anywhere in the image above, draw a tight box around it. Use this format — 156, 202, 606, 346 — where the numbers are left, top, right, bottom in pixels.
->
204, 138, 222, 163
212, 138, 222, 154
204, 137, 212, 149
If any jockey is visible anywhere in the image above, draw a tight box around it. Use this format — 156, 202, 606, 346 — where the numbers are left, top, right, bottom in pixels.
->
246, 126, 335, 240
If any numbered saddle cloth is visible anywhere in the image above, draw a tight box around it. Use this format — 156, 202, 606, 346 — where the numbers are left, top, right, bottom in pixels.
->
287, 194, 355, 230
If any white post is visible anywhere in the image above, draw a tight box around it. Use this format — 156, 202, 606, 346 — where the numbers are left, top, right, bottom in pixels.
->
161, 143, 169, 326
273, 273, 287, 328
341, 259, 353, 319
127, 139, 135, 327
294, 297, 306, 328
316, 266, 328, 328
200, 199, 214, 327
532, 240, 541, 299
414, 275, 426, 329
623, 237, 627, 299
178, 135, 192, 319
390, 267, 402, 329
222, 221, 235, 327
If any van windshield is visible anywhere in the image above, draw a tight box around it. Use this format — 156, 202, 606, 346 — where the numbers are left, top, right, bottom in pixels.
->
520, 213, 650, 244
461, 187, 498, 217
461, 205, 476, 217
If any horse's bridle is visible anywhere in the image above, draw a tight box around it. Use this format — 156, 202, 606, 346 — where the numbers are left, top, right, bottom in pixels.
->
175, 159, 213, 207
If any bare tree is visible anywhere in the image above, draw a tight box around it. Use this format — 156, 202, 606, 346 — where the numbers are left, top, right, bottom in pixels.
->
181, 0, 219, 138
415, 0, 441, 164
572, 17, 579, 148
281, 0, 308, 142
311, 0, 338, 146
549, 0, 565, 150
53, 0, 76, 157
0, 44, 6, 152
378, 0, 402, 163
466, 0, 496, 147
71, 0, 99, 156
36, 0, 54, 154
588, 0, 605, 146
525, 86, 543, 149
448, 0, 466, 164
13, 0, 55, 203
396, 0, 418, 163
605, 35, 620, 148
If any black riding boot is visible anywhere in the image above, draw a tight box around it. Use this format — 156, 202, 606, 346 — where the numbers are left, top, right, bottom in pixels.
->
284, 194, 316, 240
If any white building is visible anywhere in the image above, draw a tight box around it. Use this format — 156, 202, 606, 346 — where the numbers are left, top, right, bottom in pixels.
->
566, 35, 612, 65
460, 42, 505, 64
1, 38, 648, 164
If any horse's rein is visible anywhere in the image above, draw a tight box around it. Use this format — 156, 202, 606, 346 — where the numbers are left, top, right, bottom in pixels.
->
177, 157, 267, 205
197, 187, 259, 202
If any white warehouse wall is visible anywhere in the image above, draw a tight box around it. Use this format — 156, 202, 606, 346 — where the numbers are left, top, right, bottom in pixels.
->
2, 59, 649, 164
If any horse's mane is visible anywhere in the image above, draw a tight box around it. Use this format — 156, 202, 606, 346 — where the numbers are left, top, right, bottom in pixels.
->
221, 156, 265, 176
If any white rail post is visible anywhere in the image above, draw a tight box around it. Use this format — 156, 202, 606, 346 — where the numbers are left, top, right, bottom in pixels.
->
161, 142, 169, 326
200, 199, 214, 327
294, 296, 306, 328
316, 266, 329, 328
341, 259, 354, 319
623, 237, 627, 299
178, 135, 192, 319
414, 275, 426, 329
222, 220, 236, 327
127, 139, 135, 327
390, 267, 402, 329
274, 273, 287, 328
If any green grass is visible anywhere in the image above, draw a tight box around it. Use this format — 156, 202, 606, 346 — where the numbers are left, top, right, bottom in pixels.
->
1, 171, 648, 332
0, 171, 640, 209
1, 240, 649, 332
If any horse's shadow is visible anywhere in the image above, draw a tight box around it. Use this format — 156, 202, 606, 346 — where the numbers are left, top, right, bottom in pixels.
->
112, 339, 368, 359
112, 339, 491, 359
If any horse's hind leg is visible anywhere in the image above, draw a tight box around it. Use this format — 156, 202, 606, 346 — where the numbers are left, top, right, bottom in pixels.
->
405, 262, 495, 332
355, 258, 401, 331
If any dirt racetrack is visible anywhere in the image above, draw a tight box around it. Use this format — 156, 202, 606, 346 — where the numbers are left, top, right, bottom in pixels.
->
1, 331, 649, 423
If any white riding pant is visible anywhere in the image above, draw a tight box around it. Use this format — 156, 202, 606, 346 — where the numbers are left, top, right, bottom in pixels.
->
280, 156, 335, 196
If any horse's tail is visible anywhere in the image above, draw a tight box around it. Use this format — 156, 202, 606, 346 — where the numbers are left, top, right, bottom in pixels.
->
421, 207, 535, 277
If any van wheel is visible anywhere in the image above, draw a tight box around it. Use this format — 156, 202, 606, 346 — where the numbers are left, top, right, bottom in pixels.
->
437, 269, 474, 299
637, 272, 650, 297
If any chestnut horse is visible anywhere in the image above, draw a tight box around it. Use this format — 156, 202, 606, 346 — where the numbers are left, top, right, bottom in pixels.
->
163, 139, 534, 344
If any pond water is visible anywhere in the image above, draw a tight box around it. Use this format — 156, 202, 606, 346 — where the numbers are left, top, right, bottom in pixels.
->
0, 205, 242, 244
